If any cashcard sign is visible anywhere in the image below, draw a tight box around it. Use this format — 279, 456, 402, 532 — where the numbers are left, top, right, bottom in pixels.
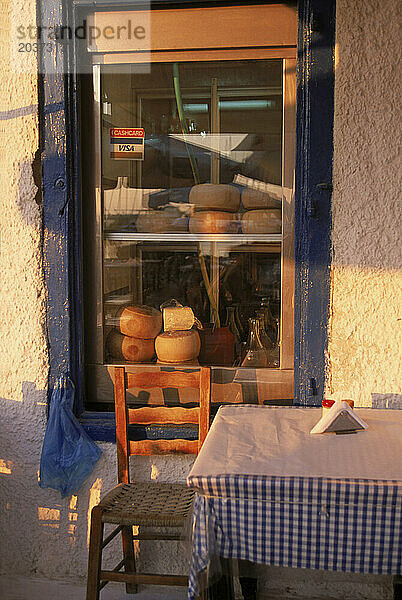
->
110, 128, 145, 161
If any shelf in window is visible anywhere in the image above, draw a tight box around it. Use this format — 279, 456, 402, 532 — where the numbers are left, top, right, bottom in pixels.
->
104, 294, 134, 305
104, 232, 282, 243
104, 258, 141, 268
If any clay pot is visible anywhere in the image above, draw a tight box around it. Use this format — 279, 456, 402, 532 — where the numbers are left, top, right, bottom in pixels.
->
198, 325, 235, 366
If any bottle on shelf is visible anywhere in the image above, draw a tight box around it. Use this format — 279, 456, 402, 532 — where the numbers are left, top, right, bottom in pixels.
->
233, 303, 246, 341
240, 317, 268, 368
256, 309, 274, 348
259, 296, 278, 344
225, 306, 243, 366
258, 297, 280, 366
256, 310, 279, 368
273, 317, 280, 368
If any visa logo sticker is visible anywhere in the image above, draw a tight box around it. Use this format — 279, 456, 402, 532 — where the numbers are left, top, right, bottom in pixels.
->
110, 128, 145, 160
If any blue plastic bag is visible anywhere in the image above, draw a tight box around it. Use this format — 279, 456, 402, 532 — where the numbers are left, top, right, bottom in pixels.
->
39, 374, 102, 498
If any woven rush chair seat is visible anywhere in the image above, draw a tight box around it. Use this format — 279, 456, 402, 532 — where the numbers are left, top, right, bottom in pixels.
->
99, 481, 195, 527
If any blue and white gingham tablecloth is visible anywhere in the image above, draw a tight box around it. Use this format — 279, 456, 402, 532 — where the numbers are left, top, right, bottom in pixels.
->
186, 406, 402, 600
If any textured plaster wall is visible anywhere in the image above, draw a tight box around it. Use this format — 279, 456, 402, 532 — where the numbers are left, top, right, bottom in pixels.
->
0, 0, 51, 577
327, 0, 402, 405
0, 0, 194, 585
0, 0, 399, 598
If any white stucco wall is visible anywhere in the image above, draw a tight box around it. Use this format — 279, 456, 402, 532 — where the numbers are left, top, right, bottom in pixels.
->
0, 0, 400, 598
327, 0, 402, 407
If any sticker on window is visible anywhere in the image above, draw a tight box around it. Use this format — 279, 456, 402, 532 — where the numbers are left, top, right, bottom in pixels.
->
110, 128, 145, 160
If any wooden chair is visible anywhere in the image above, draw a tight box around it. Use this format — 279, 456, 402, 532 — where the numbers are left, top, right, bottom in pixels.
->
86, 366, 211, 600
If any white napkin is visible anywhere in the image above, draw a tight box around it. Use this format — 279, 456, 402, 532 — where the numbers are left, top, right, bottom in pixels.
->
310, 401, 368, 435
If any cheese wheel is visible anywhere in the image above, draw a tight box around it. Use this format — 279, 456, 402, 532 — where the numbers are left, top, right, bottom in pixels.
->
136, 207, 188, 233
189, 184, 240, 212
189, 211, 239, 234
107, 330, 155, 362
119, 305, 162, 339
242, 188, 281, 210
163, 306, 195, 332
155, 330, 201, 363
157, 358, 200, 366
241, 209, 282, 234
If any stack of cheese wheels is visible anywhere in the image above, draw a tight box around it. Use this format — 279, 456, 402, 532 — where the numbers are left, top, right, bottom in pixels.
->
136, 206, 188, 233
108, 305, 162, 362
189, 183, 241, 211
241, 187, 281, 210
119, 305, 162, 338
155, 330, 201, 364
189, 211, 238, 234
155, 304, 201, 363
241, 187, 282, 234
107, 330, 155, 362
189, 184, 240, 234
241, 208, 282, 234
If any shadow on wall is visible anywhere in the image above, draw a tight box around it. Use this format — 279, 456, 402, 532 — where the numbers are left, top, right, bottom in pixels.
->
372, 394, 402, 409
14, 159, 42, 224
0, 380, 108, 579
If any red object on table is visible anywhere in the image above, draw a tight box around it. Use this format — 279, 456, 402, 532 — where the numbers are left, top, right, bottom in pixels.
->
322, 398, 354, 409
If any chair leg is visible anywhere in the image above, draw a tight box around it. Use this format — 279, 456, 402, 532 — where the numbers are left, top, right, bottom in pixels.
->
87, 506, 104, 600
239, 560, 258, 600
394, 575, 402, 600
122, 525, 138, 594
205, 559, 235, 600
205, 573, 234, 600
239, 577, 257, 600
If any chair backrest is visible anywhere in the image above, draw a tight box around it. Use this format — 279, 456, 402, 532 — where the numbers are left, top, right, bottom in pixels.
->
113, 366, 211, 483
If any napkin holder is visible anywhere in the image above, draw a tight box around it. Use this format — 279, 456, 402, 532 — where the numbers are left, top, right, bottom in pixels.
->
310, 401, 368, 435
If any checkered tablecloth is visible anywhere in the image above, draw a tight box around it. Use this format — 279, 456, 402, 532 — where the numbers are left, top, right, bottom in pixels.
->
187, 475, 402, 599
186, 407, 402, 600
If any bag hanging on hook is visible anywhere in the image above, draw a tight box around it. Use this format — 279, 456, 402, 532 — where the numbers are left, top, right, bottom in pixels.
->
39, 374, 102, 498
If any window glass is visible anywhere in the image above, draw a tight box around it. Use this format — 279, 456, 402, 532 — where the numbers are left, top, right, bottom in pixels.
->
100, 60, 283, 368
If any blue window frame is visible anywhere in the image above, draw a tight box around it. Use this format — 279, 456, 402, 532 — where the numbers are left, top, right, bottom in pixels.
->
39, 0, 335, 440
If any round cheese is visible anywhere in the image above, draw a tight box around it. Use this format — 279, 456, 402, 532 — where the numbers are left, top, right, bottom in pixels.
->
119, 305, 162, 339
107, 330, 155, 362
157, 358, 200, 366
155, 330, 201, 363
189, 184, 240, 212
136, 207, 188, 233
241, 209, 282, 234
189, 211, 239, 234
241, 188, 282, 210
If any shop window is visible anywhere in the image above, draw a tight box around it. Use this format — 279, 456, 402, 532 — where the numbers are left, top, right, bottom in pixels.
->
39, 0, 334, 427
79, 4, 297, 409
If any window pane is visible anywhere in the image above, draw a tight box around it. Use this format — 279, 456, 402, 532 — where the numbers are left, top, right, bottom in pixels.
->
98, 59, 284, 370
104, 240, 280, 367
